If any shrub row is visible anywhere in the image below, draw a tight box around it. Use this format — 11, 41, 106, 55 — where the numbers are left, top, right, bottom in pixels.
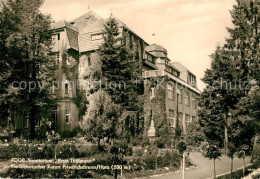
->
0, 143, 100, 159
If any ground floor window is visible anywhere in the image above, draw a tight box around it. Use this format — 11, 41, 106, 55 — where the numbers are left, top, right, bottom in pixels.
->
65, 110, 70, 123
169, 109, 175, 127
35, 118, 41, 127
24, 112, 29, 129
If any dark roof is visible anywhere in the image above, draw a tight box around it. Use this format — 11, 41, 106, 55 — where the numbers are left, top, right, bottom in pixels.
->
51, 20, 78, 32
170, 62, 188, 72
51, 11, 149, 53
71, 10, 105, 32
79, 33, 104, 52
145, 43, 167, 58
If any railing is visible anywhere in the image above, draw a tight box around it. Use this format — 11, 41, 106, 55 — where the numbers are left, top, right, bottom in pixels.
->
142, 70, 166, 78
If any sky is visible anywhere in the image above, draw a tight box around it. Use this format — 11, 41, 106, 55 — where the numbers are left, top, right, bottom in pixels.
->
40, 0, 237, 91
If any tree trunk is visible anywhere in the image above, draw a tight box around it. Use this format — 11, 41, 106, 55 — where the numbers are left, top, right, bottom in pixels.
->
98, 139, 101, 150
243, 157, 245, 176
231, 157, 233, 176
224, 125, 228, 156
29, 63, 37, 139
114, 169, 118, 179
30, 104, 36, 139
182, 152, 185, 179
213, 159, 216, 179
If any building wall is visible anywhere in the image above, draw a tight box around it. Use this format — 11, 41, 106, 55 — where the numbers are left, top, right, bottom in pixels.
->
144, 77, 169, 139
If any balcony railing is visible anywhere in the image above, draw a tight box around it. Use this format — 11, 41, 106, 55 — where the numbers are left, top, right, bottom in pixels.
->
142, 70, 165, 78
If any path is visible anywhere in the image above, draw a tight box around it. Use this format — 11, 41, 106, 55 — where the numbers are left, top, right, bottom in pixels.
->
152, 152, 251, 179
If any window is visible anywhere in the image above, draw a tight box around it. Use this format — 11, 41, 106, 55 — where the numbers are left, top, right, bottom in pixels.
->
178, 112, 183, 129
192, 116, 196, 122
35, 118, 40, 127
91, 33, 103, 40
65, 83, 69, 94
188, 73, 196, 87
65, 110, 70, 123
57, 33, 60, 40
88, 57, 91, 66
169, 109, 175, 127
167, 83, 174, 100
177, 87, 182, 103
24, 113, 29, 129
55, 53, 60, 64
191, 95, 196, 108
185, 92, 190, 106
150, 87, 155, 98
185, 114, 190, 126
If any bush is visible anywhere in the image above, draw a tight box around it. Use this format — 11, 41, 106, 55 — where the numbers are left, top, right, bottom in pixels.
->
76, 144, 100, 157
252, 145, 260, 164
0, 144, 55, 160
56, 144, 79, 159
186, 121, 205, 147
143, 152, 157, 170
217, 164, 258, 179
132, 146, 144, 157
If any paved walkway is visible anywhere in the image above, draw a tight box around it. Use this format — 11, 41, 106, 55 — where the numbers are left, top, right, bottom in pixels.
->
152, 152, 251, 179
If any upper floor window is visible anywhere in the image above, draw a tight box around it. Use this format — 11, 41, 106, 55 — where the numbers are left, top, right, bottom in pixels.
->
91, 33, 103, 40
177, 87, 182, 103
185, 114, 190, 126
169, 109, 175, 127
185, 91, 190, 106
57, 33, 60, 40
191, 95, 197, 108
178, 112, 183, 129
150, 87, 155, 98
167, 83, 174, 100
65, 110, 70, 123
192, 116, 196, 122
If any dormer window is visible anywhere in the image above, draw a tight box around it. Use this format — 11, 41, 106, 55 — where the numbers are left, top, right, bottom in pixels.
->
91, 33, 103, 40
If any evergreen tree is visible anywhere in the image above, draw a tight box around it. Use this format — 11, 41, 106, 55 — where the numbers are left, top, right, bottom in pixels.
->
199, 0, 259, 173
99, 15, 144, 139
0, 0, 56, 138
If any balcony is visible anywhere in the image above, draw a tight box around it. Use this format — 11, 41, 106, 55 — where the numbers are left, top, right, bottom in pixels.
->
142, 70, 166, 78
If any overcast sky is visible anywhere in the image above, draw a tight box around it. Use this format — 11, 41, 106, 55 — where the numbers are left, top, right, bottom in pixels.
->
40, 0, 237, 91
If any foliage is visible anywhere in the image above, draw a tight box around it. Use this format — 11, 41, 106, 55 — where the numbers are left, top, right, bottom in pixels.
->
186, 121, 205, 147
0, 0, 56, 138
99, 15, 144, 139
252, 145, 260, 165
80, 90, 121, 148
202, 141, 221, 161
0, 144, 55, 159
216, 164, 259, 179
56, 144, 80, 158
199, 1, 260, 167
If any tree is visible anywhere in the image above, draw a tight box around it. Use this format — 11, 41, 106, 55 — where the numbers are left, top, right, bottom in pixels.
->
199, 46, 230, 150
200, 0, 259, 175
80, 90, 121, 149
99, 15, 144, 140
186, 121, 205, 148
0, 0, 56, 138
202, 141, 221, 179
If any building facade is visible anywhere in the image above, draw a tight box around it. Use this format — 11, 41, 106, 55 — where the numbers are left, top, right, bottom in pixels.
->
15, 10, 200, 138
